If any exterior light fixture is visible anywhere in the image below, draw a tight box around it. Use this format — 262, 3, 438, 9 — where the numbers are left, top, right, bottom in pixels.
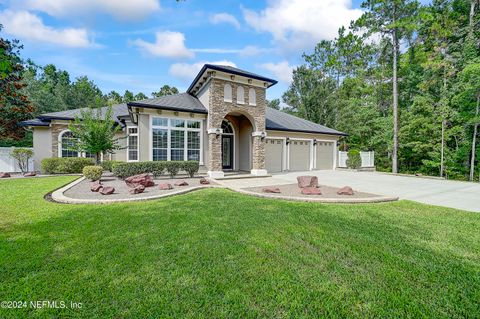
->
260, 131, 266, 140
313, 139, 317, 146
286, 137, 290, 145
215, 128, 222, 137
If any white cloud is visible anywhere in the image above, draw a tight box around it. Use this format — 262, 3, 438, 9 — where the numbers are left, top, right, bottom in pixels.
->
0, 10, 92, 48
210, 13, 241, 29
133, 31, 194, 59
23, 0, 160, 20
243, 0, 363, 50
259, 60, 294, 84
169, 60, 237, 81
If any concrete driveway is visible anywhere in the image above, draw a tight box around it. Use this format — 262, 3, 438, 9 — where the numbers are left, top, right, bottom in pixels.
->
219, 170, 480, 212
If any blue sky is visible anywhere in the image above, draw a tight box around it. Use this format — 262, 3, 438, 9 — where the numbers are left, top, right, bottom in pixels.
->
0, 0, 422, 100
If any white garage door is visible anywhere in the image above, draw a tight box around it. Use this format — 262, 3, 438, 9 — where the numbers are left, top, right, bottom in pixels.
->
316, 141, 334, 170
289, 140, 310, 171
265, 139, 283, 172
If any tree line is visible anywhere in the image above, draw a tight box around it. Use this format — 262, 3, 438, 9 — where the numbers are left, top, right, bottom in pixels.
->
281, 0, 479, 181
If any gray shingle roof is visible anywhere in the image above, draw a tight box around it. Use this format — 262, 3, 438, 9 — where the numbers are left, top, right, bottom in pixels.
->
38, 103, 129, 122
19, 118, 50, 127
127, 93, 207, 114
266, 107, 347, 136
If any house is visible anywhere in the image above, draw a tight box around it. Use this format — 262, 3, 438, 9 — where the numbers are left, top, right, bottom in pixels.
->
22, 64, 346, 178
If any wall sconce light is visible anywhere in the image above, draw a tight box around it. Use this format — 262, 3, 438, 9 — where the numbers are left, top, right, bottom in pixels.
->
215, 128, 221, 138
286, 137, 290, 145
260, 131, 266, 140
313, 139, 317, 146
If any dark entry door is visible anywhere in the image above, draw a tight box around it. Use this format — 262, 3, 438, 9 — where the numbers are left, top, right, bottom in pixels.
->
222, 135, 233, 169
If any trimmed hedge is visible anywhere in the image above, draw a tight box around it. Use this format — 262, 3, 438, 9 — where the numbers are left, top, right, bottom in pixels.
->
41, 158, 95, 174
83, 166, 103, 181
346, 149, 361, 169
112, 161, 199, 179
100, 160, 124, 172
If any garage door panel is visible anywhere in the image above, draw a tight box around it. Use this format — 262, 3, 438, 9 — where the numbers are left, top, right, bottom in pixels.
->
316, 142, 334, 170
289, 141, 310, 171
265, 139, 283, 172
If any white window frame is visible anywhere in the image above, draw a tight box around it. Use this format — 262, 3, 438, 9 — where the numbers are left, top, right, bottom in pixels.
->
126, 126, 139, 162
248, 88, 256, 106
150, 115, 203, 165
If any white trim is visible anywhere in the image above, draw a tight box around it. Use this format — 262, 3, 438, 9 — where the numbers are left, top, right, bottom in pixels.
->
126, 125, 139, 162
251, 131, 266, 137
150, 115, 202, 163
250, 169, 268, 176
207, 128, 222, 134
58, 129, 79, 158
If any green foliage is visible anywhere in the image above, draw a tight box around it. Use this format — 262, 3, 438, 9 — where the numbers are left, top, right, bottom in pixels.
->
151, 85, 179, 98
100, 160, 124, 172
82, 165, 103, 181
41, 157, 94, 174
112, 161, 199, 179
183, 161, 200, 178
346, 149, 362, 169
67, 105, 123, 164
267, 98, 281, 110
10, 148, 33, 173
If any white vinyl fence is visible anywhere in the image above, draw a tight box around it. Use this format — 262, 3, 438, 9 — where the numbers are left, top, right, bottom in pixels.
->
338, 151, 375, 168
0, 147, 34, 173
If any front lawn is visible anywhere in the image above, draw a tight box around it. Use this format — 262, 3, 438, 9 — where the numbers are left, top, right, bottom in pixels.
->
0, 177, 479, 318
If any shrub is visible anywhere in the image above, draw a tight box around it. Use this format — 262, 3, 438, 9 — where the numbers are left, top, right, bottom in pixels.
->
182, 161, 199, 178
10, 148, 33, 173
346, 149, 361, 169
112, 161, 200, 179
83, 165, 103, 181
113, 161, 165, 179
41, 158, 95, 174
100, 160, 124, 172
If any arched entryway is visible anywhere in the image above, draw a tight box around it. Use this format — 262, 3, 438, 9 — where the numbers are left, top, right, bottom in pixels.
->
221, 120, 234, 170
220, 114, 254, 172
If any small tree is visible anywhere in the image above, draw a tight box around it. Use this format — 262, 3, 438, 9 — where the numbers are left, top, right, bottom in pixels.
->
11, 148, 33, 173
68, 105, 123, 164
346, 149, 362, 169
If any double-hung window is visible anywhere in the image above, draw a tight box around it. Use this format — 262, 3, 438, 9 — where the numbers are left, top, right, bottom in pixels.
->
152, 117, 202, 163
127, 126, 139, 161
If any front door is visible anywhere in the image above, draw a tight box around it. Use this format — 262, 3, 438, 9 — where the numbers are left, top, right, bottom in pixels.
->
222, 135, 233, 170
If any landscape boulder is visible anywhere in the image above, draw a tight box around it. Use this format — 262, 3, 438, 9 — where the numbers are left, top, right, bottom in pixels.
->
337, 186, 354, 195
24, 172, 36, 177
0, 172, 11, 178
90, 181, 103, 192
262, 187, 281, 193
301, 187, 322, 195
158, 183, 174, 190
175, 180, 189, 186
125, 174, 155, 188
297, 176, 318, 188
199, 177, 210, 185
99, 186, 115, 195
129, 184, 145, 195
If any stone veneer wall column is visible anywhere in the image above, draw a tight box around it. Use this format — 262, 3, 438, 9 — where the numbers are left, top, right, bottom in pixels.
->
51, 123, 70, 157
207, 133, 222, 173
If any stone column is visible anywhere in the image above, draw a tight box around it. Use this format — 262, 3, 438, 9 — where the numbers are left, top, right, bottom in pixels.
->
251, 132, 268, 176
207, 129, 224, 178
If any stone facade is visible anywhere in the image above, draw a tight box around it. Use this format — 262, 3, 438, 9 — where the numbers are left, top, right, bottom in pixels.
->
207, 78, 267, 173
51, 123, 70, 157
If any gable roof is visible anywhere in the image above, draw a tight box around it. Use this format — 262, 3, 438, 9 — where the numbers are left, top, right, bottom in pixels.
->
37, 103, 129, 122
187, 64, 278, 94
127, 93, 207, 114
266, 107, 347, 136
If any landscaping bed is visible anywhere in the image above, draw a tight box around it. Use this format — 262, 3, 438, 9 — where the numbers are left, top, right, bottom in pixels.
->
63, 173, 216, 201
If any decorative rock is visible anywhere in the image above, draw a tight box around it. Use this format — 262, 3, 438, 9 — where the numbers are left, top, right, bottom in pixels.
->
128, 184, 145, 194
199, 177, 210, 185
297, 176, 318, 188
175, 180, 189, 186
99, 186, 115, 195
158, 183, 174, 190
337, 186, 354, 195
262, 187, 281, 193
0, 172, 11, 178
90, 181, 103, 192
125, 174, 155, 188
301, 187, 322, 195
23, 172, 36, 177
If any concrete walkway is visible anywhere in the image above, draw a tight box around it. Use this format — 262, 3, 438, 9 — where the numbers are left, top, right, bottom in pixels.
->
217, 170, 480, 212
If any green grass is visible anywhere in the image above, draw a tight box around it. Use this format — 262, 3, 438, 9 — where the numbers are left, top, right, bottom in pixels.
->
0, 177, 479, 318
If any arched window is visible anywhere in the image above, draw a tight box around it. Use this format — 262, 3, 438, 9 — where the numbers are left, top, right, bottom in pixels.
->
248, 88, 256, 106
224, 84, 232, 102
59, 130, 78, 158
236, 86, 245, 104
221, 120, 234, 134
